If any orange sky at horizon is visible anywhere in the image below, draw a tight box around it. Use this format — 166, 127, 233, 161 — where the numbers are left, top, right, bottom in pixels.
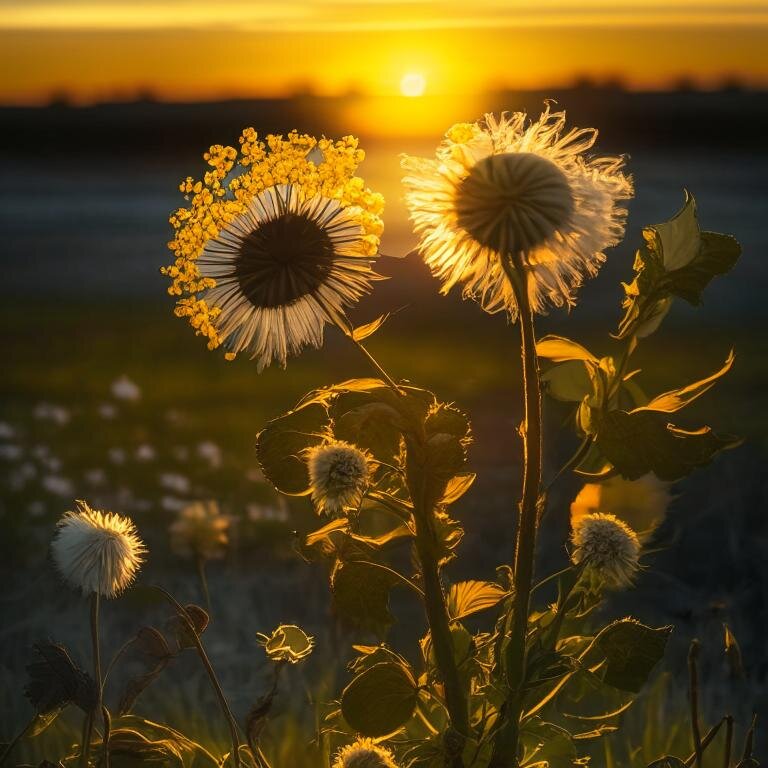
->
2, 0, 767, 105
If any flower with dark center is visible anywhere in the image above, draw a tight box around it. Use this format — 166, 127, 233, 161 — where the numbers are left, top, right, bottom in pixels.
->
163, 130, 384, 368
402, 108, 633, 318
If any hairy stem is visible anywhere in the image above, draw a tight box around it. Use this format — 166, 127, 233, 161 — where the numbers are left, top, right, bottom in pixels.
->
349, 335, 402, 392
492, 255, 544, 767
153, 586, 241, 767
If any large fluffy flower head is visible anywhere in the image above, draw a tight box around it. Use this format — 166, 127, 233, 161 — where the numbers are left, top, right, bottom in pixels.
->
401, 107, 633, 318
332, 738, 398, 768
169, 500, 229, 561
162, 130, 385, 370
306, 440, 372, 517
52, 501, 146, 598
570, 512, 641, 588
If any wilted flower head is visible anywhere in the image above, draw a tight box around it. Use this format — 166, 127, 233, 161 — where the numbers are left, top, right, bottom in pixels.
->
570, 512, 640, 588
257, 624, 314, 664
306, 440, 372, 517
169, 500, 230, 561
332, 738, 398, 768
52, 501, 146, 598
571, 474, 671, 542
162, 130, 385, 370
401, 107, 633, 319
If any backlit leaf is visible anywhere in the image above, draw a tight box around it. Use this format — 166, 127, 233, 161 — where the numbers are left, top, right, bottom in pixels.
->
352, 313, 390, 341
341, 661, 418, 737
536, 335, 598, 363
331, 559, 399, 635
447, 580, 508, 621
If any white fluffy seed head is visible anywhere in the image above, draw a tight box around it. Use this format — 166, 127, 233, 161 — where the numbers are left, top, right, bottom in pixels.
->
570, 512, 640, 588
306, 440, 371, 517
332, 738, 398, 768
51, 500, 146, 598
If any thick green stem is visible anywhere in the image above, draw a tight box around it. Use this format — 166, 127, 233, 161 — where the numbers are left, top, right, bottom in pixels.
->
412, 472, 469, 767
154, 586, 241, 767
492, 256, 544, 767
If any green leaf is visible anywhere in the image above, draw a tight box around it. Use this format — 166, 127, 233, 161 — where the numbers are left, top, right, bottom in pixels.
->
256, 401, 329, 495
29, 708, 66, 736
331, 560, 398, 635
642, 350, 734, 413
332, 399, 404, 464
352, 313, 390, 341
542, 360, 595, 403
441, 472, 476, 505
596, 409, 740, 481
341, 661, 418, 736
520, 720, 577, 768
667, 231, 741, 305
591, 619, 672, 692
447, 580, 508, 621
536, 335, 598, 363
650, 189, 701, 271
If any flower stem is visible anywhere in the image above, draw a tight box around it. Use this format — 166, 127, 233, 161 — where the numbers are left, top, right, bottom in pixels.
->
492, 255, 544, 767
196, 554, 212, 616
153, 586, 241, 768
411, 470, 468, 767
81, 593, 103, 768
348, 335, 402, 392
689, 639, 703, 768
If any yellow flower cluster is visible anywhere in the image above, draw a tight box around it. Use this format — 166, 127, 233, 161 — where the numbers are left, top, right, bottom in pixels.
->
161, 129, 385, 356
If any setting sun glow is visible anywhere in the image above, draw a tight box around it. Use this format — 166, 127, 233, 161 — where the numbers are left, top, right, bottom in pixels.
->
400, 72, 427, 97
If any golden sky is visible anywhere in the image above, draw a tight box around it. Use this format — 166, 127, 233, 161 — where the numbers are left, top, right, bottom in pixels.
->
2, 0, 767, 103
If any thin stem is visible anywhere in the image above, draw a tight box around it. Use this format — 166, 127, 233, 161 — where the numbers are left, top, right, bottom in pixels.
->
492, 255, 545, 767
196, 555, 212, 616
0, 716, 35, 767
724, 715, 734, 768
348, 335, 401, 393
683, 717, 726, 767
688, 640, 703, 768
411, 468, 468, 767
101, 637, 137, 689
355, 560, 425, 598
153, 586, 241, 768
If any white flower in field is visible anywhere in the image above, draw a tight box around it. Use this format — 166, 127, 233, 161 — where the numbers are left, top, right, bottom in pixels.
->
0, 444, 22, 461
333, 738, 398, 768
570, 474, 671, 542
51, 500, 146, 597
108, 447, 126, 466
0, 422, 15, 439
169, 500, 230, 561
306, 440, 372, 517
159, 472, 190, 494
161, 496, 186, 512
570, 512, 640, 588
42, 475, 75, 497
98, 402, 117, 420
135, 444, 156, 462
84, 468, 107, 486
401, 107, 632, 318
111, 375, 141, 402
33, 402, 70, 426
197, 441, 222, 469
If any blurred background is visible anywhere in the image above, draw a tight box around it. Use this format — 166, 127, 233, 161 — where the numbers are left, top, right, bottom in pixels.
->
1, 0, 768, 763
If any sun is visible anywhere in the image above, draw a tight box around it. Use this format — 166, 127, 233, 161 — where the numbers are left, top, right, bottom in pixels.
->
400, 72, 427, 97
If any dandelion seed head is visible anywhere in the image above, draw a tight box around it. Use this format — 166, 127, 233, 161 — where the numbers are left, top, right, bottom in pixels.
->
51, 501, 146, 598
570, 512, 640, 588
402, 107, 633, 318
333, 738, 398, 768
306, 440, 371, 517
